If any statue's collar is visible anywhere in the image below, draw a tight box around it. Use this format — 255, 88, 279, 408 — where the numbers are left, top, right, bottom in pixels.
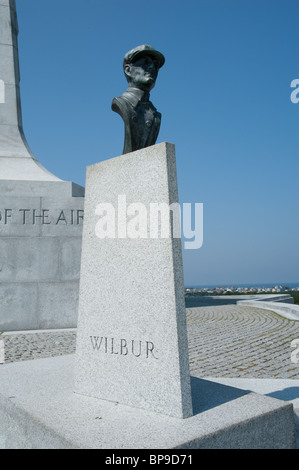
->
123, 87, 150, 107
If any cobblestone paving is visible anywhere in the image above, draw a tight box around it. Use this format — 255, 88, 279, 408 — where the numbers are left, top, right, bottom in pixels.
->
0, 330, 76, 363
186, 305, 299, 379
1, 306, 299, 381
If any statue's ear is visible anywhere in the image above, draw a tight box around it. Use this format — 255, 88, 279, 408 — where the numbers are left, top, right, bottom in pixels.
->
124, 64, 132, 79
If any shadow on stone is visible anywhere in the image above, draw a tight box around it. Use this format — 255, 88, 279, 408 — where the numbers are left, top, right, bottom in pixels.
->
191, 376, 250, 415
266, 387, 299, 403
185, 298, 239, 308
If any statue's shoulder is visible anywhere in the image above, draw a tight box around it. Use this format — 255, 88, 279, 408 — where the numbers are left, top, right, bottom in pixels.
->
111, 95, 125, 111
111, 94, 133, 115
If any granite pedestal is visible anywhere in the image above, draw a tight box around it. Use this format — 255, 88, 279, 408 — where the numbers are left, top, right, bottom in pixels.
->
75, 143, 192, 419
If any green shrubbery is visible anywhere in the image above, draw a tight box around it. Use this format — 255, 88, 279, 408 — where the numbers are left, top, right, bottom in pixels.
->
289, 292, 299, 305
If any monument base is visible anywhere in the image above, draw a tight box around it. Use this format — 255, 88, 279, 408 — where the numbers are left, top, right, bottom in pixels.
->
0, 355, 296, 449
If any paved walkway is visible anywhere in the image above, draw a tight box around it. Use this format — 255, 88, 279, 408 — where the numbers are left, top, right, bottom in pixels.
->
186, 305, 299, 379
2, 304, 299, 380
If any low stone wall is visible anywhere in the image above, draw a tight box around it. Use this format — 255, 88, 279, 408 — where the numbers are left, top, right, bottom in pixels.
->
237, 295, 299, 321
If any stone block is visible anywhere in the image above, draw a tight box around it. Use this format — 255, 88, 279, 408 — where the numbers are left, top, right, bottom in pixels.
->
0, 237, 60, 282
0, 282, 38, 331
38, 281, 80, 330
0, 355, 296, 449
75, 142, 193, 419
59, 238, 82, 281
0, 45, 16, 84
0, 85, 19, 125
0, 5, 13, 45
0, 180, 84, 197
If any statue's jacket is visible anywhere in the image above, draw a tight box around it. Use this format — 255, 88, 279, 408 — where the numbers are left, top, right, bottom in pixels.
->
112, 88, 161, 155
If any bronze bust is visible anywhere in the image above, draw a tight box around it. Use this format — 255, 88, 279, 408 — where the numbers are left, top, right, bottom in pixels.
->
112, 45, 165, 155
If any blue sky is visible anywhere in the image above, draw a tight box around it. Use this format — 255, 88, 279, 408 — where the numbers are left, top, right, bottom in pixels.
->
16, 0, 299, 286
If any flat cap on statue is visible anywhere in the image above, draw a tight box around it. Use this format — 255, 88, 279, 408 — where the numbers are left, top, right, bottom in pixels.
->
123, 44, 165, 69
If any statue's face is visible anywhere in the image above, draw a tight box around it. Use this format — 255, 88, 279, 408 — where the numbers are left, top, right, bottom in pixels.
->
125, 55, 158, 91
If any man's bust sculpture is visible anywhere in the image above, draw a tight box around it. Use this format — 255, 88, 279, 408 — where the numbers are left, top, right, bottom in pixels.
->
112, 45, 165, 155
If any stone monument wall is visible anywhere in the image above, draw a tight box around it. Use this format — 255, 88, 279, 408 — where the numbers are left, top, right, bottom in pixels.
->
0, 181, 84, 331
0, 1, 85, 332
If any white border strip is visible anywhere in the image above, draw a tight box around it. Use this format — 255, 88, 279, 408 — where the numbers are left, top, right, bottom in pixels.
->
237, 295, 299, 321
